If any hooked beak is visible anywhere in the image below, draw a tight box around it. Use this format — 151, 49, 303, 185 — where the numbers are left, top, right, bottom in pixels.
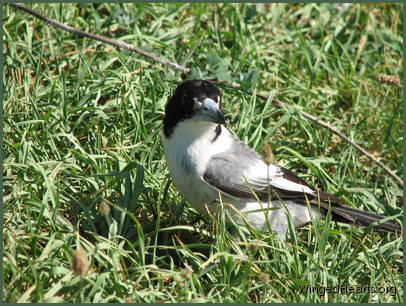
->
195, 98, 226, 125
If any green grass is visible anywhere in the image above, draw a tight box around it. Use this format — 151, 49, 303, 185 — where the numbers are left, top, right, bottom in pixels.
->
3, 3, 403, 303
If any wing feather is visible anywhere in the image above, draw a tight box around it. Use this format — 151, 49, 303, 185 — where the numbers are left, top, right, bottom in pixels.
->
202, 139, 315, 202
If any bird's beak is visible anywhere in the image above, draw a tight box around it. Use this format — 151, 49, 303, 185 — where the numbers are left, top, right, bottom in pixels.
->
196, 98, 226, 125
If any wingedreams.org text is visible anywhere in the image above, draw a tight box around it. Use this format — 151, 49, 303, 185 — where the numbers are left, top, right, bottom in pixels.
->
297, 285, 397, 297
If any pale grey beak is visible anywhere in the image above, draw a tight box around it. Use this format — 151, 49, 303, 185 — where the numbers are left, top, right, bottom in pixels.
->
196, 98, 225, 124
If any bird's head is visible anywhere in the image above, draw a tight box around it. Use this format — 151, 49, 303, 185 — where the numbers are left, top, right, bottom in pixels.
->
163, 80, 225, 137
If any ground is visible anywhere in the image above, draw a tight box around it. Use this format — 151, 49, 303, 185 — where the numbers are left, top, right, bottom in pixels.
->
3, 3, 403, 302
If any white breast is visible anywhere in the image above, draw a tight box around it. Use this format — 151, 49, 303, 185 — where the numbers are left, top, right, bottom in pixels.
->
161, 120, 233, 212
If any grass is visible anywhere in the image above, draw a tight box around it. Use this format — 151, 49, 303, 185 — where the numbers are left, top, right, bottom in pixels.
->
3, 3, 403, 303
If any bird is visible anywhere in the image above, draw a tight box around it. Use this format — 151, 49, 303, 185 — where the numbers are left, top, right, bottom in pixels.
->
161, 79, 401, 239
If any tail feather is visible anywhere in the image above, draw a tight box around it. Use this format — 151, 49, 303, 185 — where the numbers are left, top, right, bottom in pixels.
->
314, 190, 401, 233
329, 204, 401, 233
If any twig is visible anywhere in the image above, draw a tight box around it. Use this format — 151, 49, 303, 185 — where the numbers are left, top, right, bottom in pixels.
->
9, 3, 190, 74
212, 81, 403, 187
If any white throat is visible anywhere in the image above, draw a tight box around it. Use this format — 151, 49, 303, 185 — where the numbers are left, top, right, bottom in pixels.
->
163, 120, 231, 172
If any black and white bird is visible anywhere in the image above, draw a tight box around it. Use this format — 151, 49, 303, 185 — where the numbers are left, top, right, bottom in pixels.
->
161, 79, 400, 239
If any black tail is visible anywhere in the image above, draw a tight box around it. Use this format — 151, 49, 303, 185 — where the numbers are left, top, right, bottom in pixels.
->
329, 204, 401, 233
315, 190, 401, 233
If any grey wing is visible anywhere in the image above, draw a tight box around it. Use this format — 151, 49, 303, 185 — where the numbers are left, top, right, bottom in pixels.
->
203, 138, 316, 201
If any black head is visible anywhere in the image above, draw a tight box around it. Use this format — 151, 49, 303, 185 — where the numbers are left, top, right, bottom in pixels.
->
163, 80, 225, 137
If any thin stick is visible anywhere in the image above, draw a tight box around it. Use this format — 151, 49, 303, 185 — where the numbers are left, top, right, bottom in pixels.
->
9, 3, 190, 74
